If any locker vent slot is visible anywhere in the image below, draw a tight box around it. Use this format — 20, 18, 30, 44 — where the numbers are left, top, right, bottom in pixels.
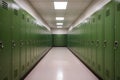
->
14, 69, 18, 78
22, 14, 25, 19
117, 3, 120, 11
106, 9, 110, 16
14, 9, 18, 16
3, 77, 8, 80
27, 18, 29, 22
98, 15, 101, 20
2, 1, 8, 10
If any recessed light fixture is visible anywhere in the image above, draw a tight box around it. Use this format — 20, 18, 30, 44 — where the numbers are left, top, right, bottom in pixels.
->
57, 26, 63, 28
56, 17, 64, 20
56, 23, 63, 25
54, 2, 67, 10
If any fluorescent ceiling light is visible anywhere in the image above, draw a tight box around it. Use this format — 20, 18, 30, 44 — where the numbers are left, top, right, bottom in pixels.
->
56, 23, 63, 25
56, 17, 64, 20
57, 26, 63, 28
54, 2, 67, 9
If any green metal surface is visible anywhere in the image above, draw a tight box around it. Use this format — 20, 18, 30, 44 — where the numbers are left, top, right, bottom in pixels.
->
91, 15, 97, 71
115, 1, 120, 80
19, 10, 27, 77
11, 3, 21, 79
53, 34, 67, 47
0, 1, 52, 80
96, 9, 105, 79
0, 0, 12, 80
104, 1, 115, 80
67, 1, 116, 80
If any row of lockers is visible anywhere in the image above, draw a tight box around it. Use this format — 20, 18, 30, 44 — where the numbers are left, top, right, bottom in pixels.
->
68, 1, 120, 80
0, 0, 52, 80
52, 34, 67, 47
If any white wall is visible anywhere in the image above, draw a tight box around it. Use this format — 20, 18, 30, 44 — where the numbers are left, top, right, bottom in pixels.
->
52, 29, 68, 34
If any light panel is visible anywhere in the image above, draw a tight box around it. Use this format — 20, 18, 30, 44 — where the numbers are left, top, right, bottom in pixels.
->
57, 26, 63, 28
56, 17, 64, 20
54, 2, 67, 9
56, 23, 63, 25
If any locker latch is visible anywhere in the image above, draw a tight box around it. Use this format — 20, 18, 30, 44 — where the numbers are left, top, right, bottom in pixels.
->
20, 40, 24, 47
104, 40, 107, 47
96, 40, 99, 47
0, 41, 4, 49
114, 41, 118, 49
91, 41, 94, 45
12, 41, 16, 48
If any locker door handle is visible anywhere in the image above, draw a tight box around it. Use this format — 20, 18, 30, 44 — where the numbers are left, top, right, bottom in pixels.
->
12, 41, 16, 48
21, 42, 24, 45
114, 41, 118, 49
91, 41, 94, 45
96, 40, 99, 47
104, 40, 107, 47
20, 41, 24, 47
0, 42, 4, 49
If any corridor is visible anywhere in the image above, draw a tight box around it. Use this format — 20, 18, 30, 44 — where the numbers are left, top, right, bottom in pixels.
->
24, 47, 98, 80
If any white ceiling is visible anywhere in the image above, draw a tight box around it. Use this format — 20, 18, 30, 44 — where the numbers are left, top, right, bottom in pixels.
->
27, 0, 93, 29
15, 0, 111, 31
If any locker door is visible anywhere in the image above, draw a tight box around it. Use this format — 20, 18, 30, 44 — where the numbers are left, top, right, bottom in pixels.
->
53, 34, 67, 47
87, 20, 91, 67
11, 5, 20, 80
86, 22, 89, 64
91, 16, 97, 71
0, 0, 12, 80
104, 1, 115, 80
89, 19, 92, 67
115, 1, 120, 80
96, 9, 104, 79
30, 21, 35, 65
29, 20, 33, 67
19, 10, 26, 77
84, 23, 87, 63
26, 17, 31, 70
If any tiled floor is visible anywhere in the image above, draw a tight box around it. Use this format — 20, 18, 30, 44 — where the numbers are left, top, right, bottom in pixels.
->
24, 47, 99, 80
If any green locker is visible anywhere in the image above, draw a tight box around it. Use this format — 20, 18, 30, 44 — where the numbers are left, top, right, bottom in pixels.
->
96, 9, 104, 79
91, 16, 97, 71
0, 0, 12, 80
88, 18, 92, 67
115, 1, 120, 80
19, 10, 27, 77
85, 22, 89, 64
29, 19, 34, 67
30, 22, 34, 65
26, 16, 31, 70
104, 1, 115, 80
80, 25, 84, 60
82, 23, 86, 62
87, 19, 92, 67
33, 26, 37, 62
85, 23, 88, 63
53, 34, 67, 47
11, 3, 21, 80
